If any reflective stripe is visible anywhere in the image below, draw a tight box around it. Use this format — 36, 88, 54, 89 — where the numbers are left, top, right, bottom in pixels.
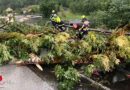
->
79, 25, 85, 31
50, 17, 57, 22
84, 21, 89, 25
79, 24, 89, 31
83, 27, 89, 31
58, 24, 64, 26
50, 16, 61, 23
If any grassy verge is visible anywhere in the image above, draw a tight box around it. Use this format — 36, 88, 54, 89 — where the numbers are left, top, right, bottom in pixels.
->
58, 10, 82, 21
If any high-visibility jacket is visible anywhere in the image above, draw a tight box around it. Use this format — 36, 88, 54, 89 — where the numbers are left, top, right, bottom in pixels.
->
79, 21, 89, 31
50, 16, 61, 23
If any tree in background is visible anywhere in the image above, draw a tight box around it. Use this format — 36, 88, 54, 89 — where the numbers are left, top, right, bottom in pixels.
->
40, 0, 60, 18
69, 0, 130, 29
89, 0, 130, 29
105, 0, 130, 28
70, 0, 102, 15
0, 0, 129, 29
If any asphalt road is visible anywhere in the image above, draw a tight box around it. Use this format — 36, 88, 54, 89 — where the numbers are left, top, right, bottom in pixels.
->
0, 64, 98, 90
0, 65, 57, 90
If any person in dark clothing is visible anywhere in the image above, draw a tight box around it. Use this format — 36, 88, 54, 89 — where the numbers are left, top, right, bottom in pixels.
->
78, 15, 89, 39
50, 10, 57, 28
50, 10, 65, 31
81, 15, 87, 22
57, 21, 65, 32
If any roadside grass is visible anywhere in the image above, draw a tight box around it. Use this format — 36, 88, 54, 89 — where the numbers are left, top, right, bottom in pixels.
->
58, 10, 81, 21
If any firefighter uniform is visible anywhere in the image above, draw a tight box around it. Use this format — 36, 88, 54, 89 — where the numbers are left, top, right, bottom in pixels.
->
50, 13, 64, 31
78, 18, 89, 39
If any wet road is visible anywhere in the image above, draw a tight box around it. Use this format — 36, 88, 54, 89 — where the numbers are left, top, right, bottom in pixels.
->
0, 64, 130, 90
0, 64, 98, 90
28, 65, 101, 90
0, 65, 57, 90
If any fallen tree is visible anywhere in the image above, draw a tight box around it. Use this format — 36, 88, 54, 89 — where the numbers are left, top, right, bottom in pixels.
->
0, 21, 129, 90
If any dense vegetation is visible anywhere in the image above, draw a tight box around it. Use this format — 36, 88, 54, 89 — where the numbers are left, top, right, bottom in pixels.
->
40, 0, 130, 29
0, 0, 130, 90
0, 0, 129, 29
0, 20, 129, 90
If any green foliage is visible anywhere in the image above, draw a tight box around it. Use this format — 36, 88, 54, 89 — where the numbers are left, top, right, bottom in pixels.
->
70, 0, 85, 14
0, 0, 130, 29
27, 5, 40, 14
58, 0, 74, 8
88, 10, 108, 28
93, 54, 111, 71
0, 32, 21, 41
62, 50, 75, 62
3, 21, 44, 34
79, 40, 92, 55
54, 65, 65, 80
70, 0, 102, 15
41, 34, 55, 50
111, 36, 130, 61
85, 32, 108, 53
0, 19, 129, 90
3, 36, 42, 61
21, 37, 42, 53
54, 42, 70, 56
93, 54, 119, 71
41, 52, 54, 64
55, 65, 79, 90
85, 64, 95, 77
4, 21, 31, 34
40, 0, 60, 18
58, 10, 81, 21
0, 44, 14, 65
104, 0, 130, 28
69, 0, 130, 29
41, 32, 78, 64
85, 53, 119, 77
4, 38, 30, 60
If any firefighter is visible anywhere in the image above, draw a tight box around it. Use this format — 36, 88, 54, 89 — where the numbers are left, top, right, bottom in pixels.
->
50, 10, 57, 28
78, 15, 89, 39
50, 11, 65, 32
81, 15, 87, 22
51, 10, 56, 18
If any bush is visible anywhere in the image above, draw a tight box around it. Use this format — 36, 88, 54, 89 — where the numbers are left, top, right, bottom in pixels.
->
40, 0, 60, 18
27, 5, 40, 14
106, 1, 130, 29
69, 0, 130, 29
88, 10, 108, 28
70, 0, 102, 15
70, 0, 84, 14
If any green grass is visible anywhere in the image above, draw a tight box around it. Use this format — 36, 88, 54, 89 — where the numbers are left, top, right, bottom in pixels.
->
58, 10, 82, 21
